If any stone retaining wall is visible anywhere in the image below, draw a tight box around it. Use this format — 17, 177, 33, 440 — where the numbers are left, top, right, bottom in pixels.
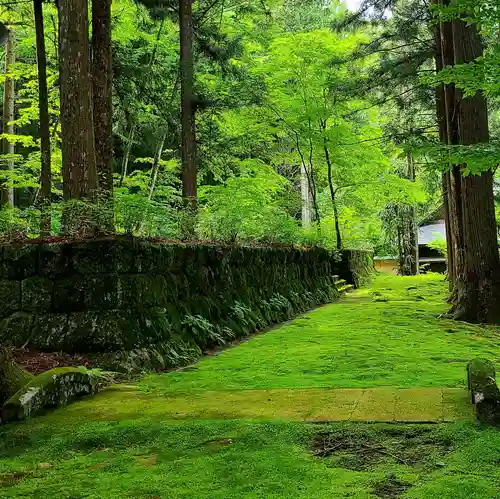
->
0, 239, 373, 370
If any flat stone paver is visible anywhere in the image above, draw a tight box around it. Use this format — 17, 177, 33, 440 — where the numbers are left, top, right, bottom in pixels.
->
70, 386, 474, 423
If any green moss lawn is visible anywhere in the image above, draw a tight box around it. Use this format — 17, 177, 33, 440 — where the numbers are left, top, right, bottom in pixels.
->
142, 273, 500, 392
3, 273, 500, 498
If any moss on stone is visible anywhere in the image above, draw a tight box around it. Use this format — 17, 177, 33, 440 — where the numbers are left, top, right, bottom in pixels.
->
0, 240, 372, 371
21, 277, 53, 312
30, 313, 70, 350
1, 367, 98, 422
0, 280, 20, 318
2, 244, 38, 280
0, 348, 34, 406
0, 311, 34, 346
467, 358, 500, 424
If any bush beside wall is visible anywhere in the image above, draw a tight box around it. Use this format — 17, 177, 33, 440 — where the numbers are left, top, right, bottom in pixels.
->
0, 239, 373, 371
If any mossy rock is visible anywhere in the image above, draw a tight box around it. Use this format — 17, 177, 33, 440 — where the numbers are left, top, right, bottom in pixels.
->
1, 367, 98, 423
0, 311, 35, 347
21, 277, 53, 312
2, 244, 38, 280
38, 243, 73, 278
0, 348, 34, 406
467, 358, 500, 425
0, 280, 21, 318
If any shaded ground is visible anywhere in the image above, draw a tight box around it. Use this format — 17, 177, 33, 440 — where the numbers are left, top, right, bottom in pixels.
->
2, 273, 500, 498
12, 348, 86, 375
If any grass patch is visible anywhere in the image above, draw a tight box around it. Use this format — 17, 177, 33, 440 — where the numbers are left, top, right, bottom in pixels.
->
141, 274, 500, 393
2, 418, 500, 498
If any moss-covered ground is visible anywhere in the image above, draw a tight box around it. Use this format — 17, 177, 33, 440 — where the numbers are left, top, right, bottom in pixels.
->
2, 273, 500, 497
142, 273, 500, 392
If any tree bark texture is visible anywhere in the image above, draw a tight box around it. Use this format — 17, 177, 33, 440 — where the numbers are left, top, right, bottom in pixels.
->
1, 29, 15, 207
301, 163, 312, 227
58, 0, 98, 203
433, 7, 454, 286
92, 0, 113, 198
452, 18, 500, 323
406, 152, 418, 275
323, 143, 342, 250
34, 0, 52, 236
180, 0, 197, 211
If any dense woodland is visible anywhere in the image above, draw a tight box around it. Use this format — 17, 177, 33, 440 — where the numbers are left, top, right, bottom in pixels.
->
0, 0, 499, 321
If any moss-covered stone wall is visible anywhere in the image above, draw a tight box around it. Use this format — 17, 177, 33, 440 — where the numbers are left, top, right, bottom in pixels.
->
0, 239, 373, 370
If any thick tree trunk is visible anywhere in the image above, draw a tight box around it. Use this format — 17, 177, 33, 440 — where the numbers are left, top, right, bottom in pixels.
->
436, 0, 462, 294
452, 18, 500, 323
1, 29, 15, 207
92, 0, 113, 198
180, 0, 197, 212
92, 0, 114, 233
58, 0, 98, 234
92, 0, 113, 200
34, 0, 52, 237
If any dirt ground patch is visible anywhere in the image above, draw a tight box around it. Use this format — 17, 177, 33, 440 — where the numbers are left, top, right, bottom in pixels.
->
313, 424, 454, 471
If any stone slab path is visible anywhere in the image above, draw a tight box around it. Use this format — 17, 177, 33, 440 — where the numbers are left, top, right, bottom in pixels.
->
68, 385, 474, 423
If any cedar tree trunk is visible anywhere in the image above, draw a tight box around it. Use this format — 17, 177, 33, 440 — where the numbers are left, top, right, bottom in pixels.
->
452, 18, 500, 323
58, 0, 98, 233
1, 29, 15, 207
180, 0, 197, 211
92, 0, 113, 200
34, 0, 52, 236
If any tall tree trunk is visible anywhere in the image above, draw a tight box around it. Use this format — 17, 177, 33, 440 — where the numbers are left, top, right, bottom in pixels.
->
149, 129, 168, 200
295, 138, 320, 226
58, 0, 98, 234
452, 18, 500, 323
301, 163, 312, 227
120, 124, 135, 186
92, 0, 113, 202
433, 0, 454, 286
323, 142, 341, 249
434, 29, 453, 285
406, 152, 419, 275
1, 29, 15, 207
332, 191, 341, 251
34, 0, 52, 237
180, 0, 197, 212
435, 0, 462, 293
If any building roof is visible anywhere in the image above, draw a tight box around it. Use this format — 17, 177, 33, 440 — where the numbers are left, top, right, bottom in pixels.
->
419, 205, 446, 226
418, 220, 446, 245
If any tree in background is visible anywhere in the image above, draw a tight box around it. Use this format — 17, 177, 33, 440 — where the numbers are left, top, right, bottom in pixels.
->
179, 0, 196, 212
33, 0, 51, 236
1, 26, 15, 207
